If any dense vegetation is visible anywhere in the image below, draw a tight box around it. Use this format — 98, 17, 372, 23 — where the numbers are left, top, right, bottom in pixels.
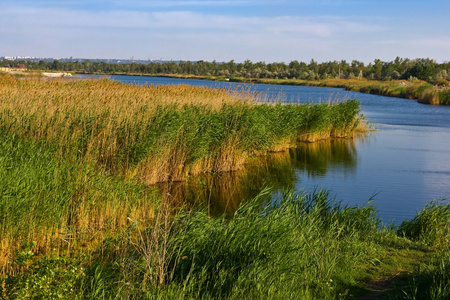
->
2, 57, 450, 84
0, 75, 363, 183
0, 73, 363, 277
3, 189, 450, 299
1, 73, 449, 299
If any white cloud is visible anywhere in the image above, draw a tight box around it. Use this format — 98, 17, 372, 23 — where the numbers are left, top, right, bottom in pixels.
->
0, 4, 448, 63
1, 7, 383, 35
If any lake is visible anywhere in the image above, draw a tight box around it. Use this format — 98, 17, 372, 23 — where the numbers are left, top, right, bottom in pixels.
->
81, 75, 450, 224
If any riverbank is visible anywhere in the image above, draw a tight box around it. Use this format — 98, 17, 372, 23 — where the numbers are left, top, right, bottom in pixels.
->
171, 75, 450, 106
1, 73, 450, 299
87, 71, 450, 105
4, 189, 450, 299
246, 77, 450, 106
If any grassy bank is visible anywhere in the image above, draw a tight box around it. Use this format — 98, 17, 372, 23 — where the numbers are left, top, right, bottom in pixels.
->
3, 74, 449, 299
5, 73, 449, 299
234, 77, 450, 106
3, 190, 450, 299
145, 73, 450, 106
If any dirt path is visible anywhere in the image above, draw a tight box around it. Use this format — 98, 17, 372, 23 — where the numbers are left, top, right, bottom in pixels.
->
356, 273, 400, 300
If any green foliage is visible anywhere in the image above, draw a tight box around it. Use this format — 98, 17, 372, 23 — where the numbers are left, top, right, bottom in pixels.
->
438, 89, 450, 105
11, 241, 37, 268
394, 250, 450, 300
5, 255, 85, 300
6, 56, 450, 84
4, 186, 450, 299
0, 131, 158, 252
397, 200, 450, 246
401, 58, 438, 82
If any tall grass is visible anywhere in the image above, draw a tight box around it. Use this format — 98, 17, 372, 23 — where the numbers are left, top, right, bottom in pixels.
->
0, 75, 364, 184
393, 201, 450, 299
5, 189, 384, 299
397, 200, 450, 246
5, 190, 450, 299
0, 132, 159, 275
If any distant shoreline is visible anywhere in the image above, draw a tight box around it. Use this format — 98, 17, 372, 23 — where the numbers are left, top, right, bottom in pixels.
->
76, 71, 450, 106
0, 67, 72, 78
2, 67, 448, 105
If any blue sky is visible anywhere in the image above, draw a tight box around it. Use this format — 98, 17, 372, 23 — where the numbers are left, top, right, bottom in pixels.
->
1, 0, 449, 63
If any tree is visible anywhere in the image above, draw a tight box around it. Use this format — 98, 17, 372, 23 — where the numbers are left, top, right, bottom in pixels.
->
308, 59, 319, 75
381, 62, 395, 80
373, 59, 382, 80
51, 60, 60, 70
401, 58, 438, 82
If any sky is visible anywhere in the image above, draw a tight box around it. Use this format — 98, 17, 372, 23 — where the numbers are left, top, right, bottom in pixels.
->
1, 0, 449, 63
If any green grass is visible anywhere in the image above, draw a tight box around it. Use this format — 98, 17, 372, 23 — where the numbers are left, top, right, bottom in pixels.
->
0, 132, 160, 276
227, 77, 450, 106
4, 189, 450, 299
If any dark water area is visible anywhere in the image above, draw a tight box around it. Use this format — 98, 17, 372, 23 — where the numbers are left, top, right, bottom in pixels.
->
81, 75, 450, 224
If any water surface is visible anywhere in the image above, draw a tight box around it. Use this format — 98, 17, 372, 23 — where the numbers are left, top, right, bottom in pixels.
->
83, 75, 450, 224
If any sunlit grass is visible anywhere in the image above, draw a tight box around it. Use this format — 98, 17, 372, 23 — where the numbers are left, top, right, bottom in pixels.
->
243, 77, 450, 105
5, 189, 450, 299
0, 74, 365, 184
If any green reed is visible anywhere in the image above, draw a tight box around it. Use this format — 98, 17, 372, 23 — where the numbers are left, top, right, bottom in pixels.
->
0, 132, 159, 275
392, 201, 450, 299
5, 189, 383, 299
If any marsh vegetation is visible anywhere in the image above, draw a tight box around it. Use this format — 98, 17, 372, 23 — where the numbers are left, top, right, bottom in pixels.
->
1, 73, 449, 299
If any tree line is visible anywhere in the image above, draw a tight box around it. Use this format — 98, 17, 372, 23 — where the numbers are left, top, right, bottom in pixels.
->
2, 57, 449, 83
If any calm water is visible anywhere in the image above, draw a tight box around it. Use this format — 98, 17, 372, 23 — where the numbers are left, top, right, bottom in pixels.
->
83, 75, 450, 224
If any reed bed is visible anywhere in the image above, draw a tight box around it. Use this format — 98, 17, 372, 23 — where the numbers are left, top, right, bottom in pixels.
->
0, 132, 159, 275
0, 74, 364, 184
0, 74, 363, 273
1, 74, 369, 296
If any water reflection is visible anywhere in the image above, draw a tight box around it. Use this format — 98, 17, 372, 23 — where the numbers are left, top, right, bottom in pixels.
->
156, 137, 361, 216
290, 138, 358, 177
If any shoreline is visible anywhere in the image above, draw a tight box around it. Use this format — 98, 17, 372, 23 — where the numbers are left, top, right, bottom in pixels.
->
0, 67, 73, 78
75, 71, 450, 105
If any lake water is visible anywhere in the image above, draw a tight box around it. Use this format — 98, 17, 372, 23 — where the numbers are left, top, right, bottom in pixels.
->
82, 75, 450, 224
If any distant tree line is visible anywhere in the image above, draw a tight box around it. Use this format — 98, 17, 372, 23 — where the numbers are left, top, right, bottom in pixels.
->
2, 57, 449, 83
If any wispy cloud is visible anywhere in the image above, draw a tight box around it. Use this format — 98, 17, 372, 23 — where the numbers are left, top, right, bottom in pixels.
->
1, 1, 449, 62
0, 5, 391, 62
1, 6, 384, 35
